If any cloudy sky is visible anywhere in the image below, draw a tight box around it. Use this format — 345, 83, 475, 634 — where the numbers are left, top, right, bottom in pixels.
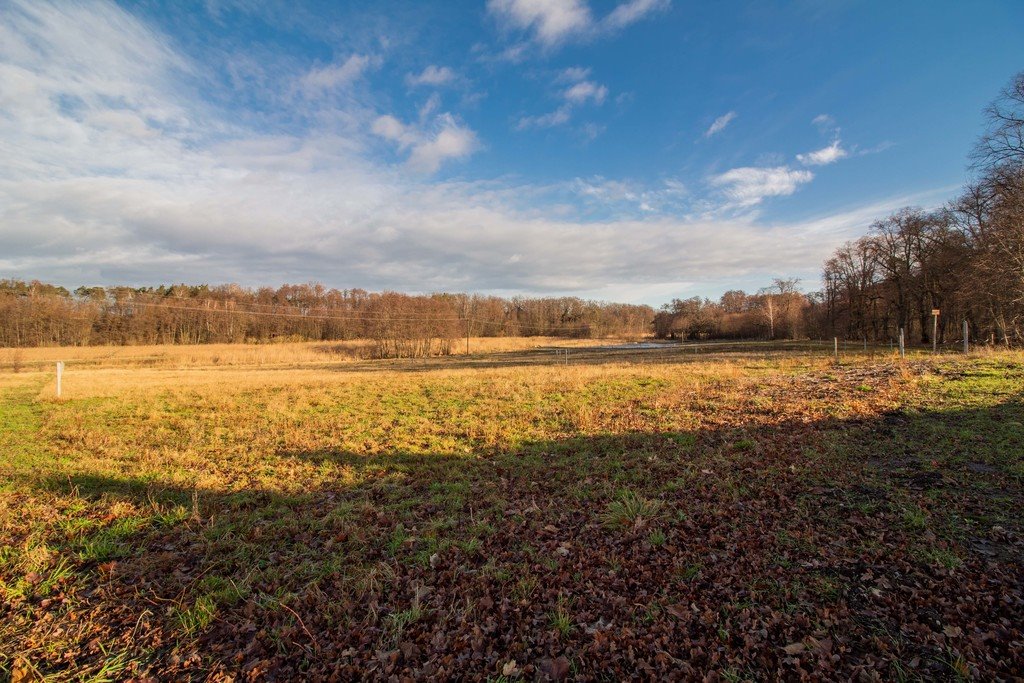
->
1, 0, 1022, 304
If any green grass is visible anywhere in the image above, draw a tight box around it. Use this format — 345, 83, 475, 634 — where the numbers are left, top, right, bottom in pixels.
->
548, 596, 574, 637
915, 547, 963, 569
0, 382, 49, 480
601, 489, 665, 531
383, 602, 425, 645
172, 594, 218, 638
648, 528, 667, 546
901, 505, 928, 531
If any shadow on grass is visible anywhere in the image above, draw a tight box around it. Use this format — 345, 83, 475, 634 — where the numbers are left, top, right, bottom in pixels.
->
8, 399, 1024, 680
37, 394, 1023, 504
321, 340, 858, 373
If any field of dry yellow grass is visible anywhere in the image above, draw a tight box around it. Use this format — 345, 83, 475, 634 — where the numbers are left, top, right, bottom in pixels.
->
0, 337, 639, 373
1, 343, 1021, 680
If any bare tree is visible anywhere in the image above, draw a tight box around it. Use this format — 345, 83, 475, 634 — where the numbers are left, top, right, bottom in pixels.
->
756, 278, 801, 340
972, 71, 1024, 171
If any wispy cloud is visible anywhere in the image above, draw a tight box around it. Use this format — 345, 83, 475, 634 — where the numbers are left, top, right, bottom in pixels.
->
487, 0, 669, 49
418, 92, 442, 120
517, 106, 572, 129
797, 139, 848, 166
406, 65, 457, 87
572, 176, 687, 214
704, 111, 737, 138
710, 166, 814, 208
487, 0, 591, 47
557, 66, 591, 82
406, 124, 479, 173
299, 54, 377, 96
563, 80, 608, 105
601, 0, 671, 32
372, 113, 479, 173
812, 113, 836, 132
517, 71, 608, 129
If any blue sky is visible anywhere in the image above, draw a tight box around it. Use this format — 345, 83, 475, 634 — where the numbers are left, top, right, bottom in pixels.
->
1, 0, 1022, 305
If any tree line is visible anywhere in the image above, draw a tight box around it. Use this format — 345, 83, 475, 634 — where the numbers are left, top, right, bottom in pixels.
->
651, 278, 807, 341
0, 280, 653, 356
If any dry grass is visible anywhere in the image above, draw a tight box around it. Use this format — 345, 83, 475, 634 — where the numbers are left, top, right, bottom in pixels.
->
0, 345, 895, 504
7, 336, 643, 370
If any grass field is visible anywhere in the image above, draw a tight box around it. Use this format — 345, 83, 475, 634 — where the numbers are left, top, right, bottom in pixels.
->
1, 343, 1022, 680
0, 337, 646, 373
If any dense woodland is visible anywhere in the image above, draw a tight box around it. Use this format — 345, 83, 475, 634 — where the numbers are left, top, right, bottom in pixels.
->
3, 73, 1023, 354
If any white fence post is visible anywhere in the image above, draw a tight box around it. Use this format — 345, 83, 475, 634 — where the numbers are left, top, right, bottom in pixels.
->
56, 361, 64, 398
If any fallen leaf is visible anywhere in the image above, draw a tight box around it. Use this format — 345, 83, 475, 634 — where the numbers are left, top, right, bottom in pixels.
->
540, 655, 570, 680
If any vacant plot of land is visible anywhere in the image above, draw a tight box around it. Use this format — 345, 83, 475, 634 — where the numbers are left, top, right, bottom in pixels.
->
1, 345, 1022, 680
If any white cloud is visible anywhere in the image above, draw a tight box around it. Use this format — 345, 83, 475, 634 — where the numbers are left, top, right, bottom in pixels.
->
418, 92, 442, 120
710, 166, 814, 207
601, 0, 671, 31
704, 111, 737, 138
299, 54, 376, 96
812, 113, 836, 131
517, 105, 572, 130
572, 176, 687, 214
85, 109, 160, 139
518, 76, 607, 130
407, 121, 479, 173
470, 40, 527, 65
406, 65, 456, 87
563, 80, 608, 105
373, 113, 479, 173
576, 178, 640, 202
797, 139, 848, 166
487, 0, 668, 48
371, 115, 416, 146
487, 0, 592, 46
557, 66, 591, 83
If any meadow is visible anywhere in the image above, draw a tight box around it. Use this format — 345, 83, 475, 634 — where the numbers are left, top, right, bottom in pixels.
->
1, 342, 1021, 680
